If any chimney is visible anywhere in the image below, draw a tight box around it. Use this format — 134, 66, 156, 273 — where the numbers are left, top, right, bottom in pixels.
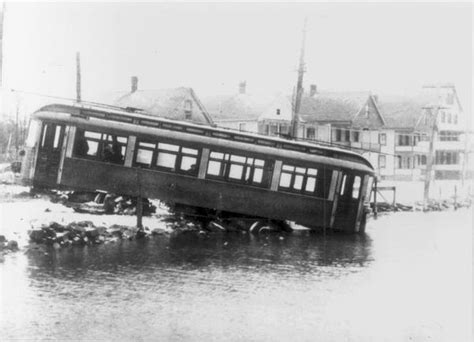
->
310, 84, 317, 97
131, 76, 138, 93
239, 81, 246, 94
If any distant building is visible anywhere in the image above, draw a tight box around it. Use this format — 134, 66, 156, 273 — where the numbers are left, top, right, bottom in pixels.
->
203, 81, 274, 131
208, 82, 469, 181
111, 77, 214, 126
258, 87, 386, 170
380, 85, 467, 180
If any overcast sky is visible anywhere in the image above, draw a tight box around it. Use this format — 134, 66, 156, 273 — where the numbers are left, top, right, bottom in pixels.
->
1, 2, 472, 117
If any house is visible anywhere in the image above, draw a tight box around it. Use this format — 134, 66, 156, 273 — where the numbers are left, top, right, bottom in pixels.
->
258, 86, 387, 170
110, 77, 214, 126
380, 84, 467, 180
203, 82, 273, 131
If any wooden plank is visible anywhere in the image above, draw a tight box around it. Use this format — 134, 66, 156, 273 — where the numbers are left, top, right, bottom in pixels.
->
124, 136, 136, 167
329, 171, 342, 228
270, 160, 282, 191
198, 148, 210, 179
56, 125, 69, 184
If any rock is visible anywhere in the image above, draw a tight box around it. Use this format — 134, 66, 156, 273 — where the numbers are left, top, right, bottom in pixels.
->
55, 231, 71, 243
7, 240, 18, 251
0, 235, 6, 244
49, 221, 66, 232
151, 228, 166, 235
76, 221, 94, 228
29, 229, 46, 243
85, 227, 100, 239
136, 229, 147, 239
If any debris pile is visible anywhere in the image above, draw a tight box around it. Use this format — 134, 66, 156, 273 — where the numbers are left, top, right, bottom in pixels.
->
27, 221, 161, 247
45, 190, 157, 216
25, 216, 292, 249
372, 196, 472, 213
0, 234, 19, 259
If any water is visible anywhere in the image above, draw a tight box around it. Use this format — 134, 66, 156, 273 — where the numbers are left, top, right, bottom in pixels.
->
0, 209, 472, 341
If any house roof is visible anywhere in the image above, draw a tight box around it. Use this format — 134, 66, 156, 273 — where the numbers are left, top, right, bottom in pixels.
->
378, 92, 441, 129
297, 91, 384, 125
203, 93, 274, 120
112, 87, 213, 125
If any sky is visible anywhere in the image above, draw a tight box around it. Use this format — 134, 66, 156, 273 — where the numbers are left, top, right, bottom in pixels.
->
0, 2, 472, 119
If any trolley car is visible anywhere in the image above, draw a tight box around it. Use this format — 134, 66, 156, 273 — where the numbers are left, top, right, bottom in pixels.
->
21, 103, 375, 233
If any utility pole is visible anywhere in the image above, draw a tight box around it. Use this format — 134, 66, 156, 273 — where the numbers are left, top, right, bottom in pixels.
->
423, 105, 439, 210
0, 2, 5, 89
290, 18, 307, 139
76, 51, 81, 102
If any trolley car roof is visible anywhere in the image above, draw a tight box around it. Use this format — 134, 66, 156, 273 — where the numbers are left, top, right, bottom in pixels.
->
33, 103, 375, 171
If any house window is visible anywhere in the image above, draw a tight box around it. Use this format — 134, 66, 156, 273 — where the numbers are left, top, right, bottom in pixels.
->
345, 130, 350, 142
379, 155, 386, 168
276, 109, 281, 115
446, 93, 454, 105
447, 113, 452, 124
439, 131, 460, 141
397, 134, 410, 146
352, 131, 360, 142
397, 155, 402, 169
306, 127, 315, 140
413, 134, 420, 146
454, 115, 458, 124
440, 111, 446, 123
239, 123, 247, 131
184, 100, 193, 120
435, 151, 459, 165
379, 133, 386, 145
334, 128, 342, 142
421, 155, 427, 165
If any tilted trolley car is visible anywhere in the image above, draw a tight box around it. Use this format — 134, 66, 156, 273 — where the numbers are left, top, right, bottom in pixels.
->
21, 103, 376, 233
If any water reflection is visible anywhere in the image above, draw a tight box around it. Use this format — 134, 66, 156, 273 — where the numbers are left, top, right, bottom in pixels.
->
25, 231, 372, 281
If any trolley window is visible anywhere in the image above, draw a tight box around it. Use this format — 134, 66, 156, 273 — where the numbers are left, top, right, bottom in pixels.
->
278, 163, 332, 198
339, 174, 362, 200
206, 151, 273, 188
74, 129, 128, 165
133, 139, 200, 176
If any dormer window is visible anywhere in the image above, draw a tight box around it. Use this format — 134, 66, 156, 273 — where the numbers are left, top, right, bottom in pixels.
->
184, 100, 193, 120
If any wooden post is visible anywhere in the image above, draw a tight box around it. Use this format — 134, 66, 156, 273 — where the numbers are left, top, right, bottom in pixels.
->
423, 106, 440, 211
454, 185, 457, 210
373, 178, 378, 219
76, 52, 81, 102
0, 3, 5, 89
136, 196, 143, 229
135, 169, 143, 229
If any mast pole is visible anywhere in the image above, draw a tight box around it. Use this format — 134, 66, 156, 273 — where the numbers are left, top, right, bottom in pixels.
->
76, 51, 81, 102
0, 2, 5, 89
290, 18, 307, 139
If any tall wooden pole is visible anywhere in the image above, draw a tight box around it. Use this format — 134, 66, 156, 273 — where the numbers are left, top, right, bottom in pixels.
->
0, 2, 6, 89
290, 18, 307, 139
423, 106, 438, 210
76, 51, 81, 102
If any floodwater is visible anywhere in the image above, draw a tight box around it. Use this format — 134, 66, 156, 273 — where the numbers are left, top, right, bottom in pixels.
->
0, 204, 472, 341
